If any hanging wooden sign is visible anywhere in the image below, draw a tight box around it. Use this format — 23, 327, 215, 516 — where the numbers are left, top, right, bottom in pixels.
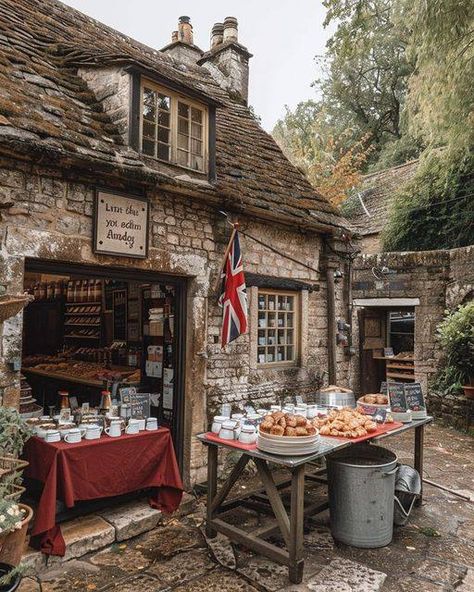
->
94, 190, 149, 258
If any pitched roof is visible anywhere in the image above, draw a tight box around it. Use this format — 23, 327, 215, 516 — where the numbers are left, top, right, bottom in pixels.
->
342, 160, 419, 236
0, 0, 347, 233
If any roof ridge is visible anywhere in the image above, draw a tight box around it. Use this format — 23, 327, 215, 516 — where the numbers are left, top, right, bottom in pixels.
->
362, 158, 420, 181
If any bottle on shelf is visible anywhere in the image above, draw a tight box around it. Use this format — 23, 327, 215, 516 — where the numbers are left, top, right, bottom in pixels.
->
67, 280, 74, 302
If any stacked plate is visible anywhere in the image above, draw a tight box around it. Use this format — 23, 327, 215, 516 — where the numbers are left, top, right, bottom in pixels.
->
257, 429, 320, 456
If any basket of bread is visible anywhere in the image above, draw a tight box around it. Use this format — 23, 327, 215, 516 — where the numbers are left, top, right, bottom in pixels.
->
357, 394, 389, 415
257, 411, 320, 455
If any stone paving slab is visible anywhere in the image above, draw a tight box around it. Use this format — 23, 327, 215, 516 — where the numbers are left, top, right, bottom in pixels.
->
98, 500, 162, 541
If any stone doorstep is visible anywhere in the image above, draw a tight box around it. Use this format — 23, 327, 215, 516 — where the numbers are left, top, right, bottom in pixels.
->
22, 493, 196, 573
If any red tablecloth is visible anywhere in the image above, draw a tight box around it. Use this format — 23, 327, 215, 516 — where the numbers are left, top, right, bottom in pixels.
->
23, 427, 183, 556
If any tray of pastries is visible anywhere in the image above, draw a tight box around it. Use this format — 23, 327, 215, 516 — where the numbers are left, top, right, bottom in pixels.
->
312, 408, 378, 438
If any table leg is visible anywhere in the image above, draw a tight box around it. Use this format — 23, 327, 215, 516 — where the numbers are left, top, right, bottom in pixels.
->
414, 425, 424, 507
289, 464, 305, 584
206, 444, 218, 538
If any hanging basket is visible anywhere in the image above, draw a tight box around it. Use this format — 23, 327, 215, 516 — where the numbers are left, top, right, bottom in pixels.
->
0, 294, 33, 323
0, 457, 29, 482
3, 484, 25, 502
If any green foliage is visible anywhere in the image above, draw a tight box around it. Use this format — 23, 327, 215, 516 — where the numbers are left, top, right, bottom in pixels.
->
382, 147, 474, 251
0, 406, 32, 458
431, 301, 474, 393
320, 0, 414, 155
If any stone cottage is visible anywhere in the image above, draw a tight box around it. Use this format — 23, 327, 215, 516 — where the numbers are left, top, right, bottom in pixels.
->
0, 0, 351, 485
343, 162, 473, 430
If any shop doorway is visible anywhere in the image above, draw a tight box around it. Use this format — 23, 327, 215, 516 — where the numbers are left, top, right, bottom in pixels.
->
358, 305, 415, 394
21, 259, 187, 467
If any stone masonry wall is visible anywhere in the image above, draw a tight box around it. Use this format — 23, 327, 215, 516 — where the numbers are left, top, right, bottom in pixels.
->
351, 246, 474, 427
0, 158, 348, 484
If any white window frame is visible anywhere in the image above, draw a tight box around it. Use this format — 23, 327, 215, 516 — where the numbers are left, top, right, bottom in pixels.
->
254, 289, 301, 368
140, 79, 209, 174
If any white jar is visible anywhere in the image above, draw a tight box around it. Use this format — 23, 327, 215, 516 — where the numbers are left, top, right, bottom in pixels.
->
306, 405, 318, 419
270, 405, 281, 413
219, 420, 236, 440
239, 425, 257, 445
211, 415, 228, 434
231, 413, 245, 422
294, 406, 307, 417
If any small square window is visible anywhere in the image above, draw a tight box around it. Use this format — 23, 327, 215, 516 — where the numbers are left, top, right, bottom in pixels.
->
256, 291, 298, 365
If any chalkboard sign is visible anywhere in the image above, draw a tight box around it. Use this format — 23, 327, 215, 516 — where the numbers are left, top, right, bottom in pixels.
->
113, 289, 127, 341
404, 383, 426, 412
388, 382, 407, 412
119, 387, 150, 418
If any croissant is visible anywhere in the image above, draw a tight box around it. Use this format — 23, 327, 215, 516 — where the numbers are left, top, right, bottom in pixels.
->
263, 415, 275, 425
295, 427, 308, 436
285, 426, 297, 436
270, 424, 285, 436
260, 421, 273, 433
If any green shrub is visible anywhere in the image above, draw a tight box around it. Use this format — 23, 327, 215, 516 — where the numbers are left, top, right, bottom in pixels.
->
382, 147, 474, 251
431, 301, 474, 393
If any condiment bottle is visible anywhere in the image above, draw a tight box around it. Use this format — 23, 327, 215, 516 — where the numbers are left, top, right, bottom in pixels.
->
58, 390, 70, 409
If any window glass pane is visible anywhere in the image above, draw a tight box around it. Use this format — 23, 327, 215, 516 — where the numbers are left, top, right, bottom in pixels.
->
178, 102, 189, 117
258, 295, 265, 310
287, 329, 293, 345
178, 117, 189, 135
178, 133, 189, 150
191, 107, 202, 123
266, 349, 275, 363
287, 313, 294, 328
142, 138, 155, 156
190, 155, 203, 171
191, 138, 202, 155
157, 127, 169, 143
278, 329, 285, 344
277, 346, 285, 362
158, 111, 170, 128
143, 88, 156, 120
158, 94, 170, 111
157, 143, 170, 161
177, 149, 188, 166
191, 122, 202, 139
258, 348, 266, 364
286, 346, 294, 360
287, 297, 294, 311
143, 121, 155, 139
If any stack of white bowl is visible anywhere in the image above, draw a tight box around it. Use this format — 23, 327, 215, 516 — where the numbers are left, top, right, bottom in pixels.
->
257, 428, 320, 456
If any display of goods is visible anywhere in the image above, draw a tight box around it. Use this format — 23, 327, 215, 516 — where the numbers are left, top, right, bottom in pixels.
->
312, 408, 377, 438
359, 394, 389, 406
259, 411, 318, 437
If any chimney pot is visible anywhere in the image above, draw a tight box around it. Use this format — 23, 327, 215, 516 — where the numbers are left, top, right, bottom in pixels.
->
178, 15, 193, 45
210, 22, 224, 48
223, 16, 238, 43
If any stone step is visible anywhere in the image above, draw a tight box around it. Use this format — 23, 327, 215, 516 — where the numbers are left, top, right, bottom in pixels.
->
23, 494, 196, 573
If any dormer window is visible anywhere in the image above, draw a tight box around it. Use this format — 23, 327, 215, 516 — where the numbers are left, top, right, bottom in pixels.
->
140, 80, 208, 173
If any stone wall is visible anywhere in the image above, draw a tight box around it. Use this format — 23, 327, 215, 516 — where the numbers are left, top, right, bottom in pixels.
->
0, 158, 349, 484
351, 246, 474, 425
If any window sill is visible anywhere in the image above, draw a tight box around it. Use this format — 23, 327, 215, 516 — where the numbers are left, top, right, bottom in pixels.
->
140, 152, 208, 176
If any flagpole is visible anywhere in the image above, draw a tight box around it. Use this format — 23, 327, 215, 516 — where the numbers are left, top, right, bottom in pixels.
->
214, 222, 239, 294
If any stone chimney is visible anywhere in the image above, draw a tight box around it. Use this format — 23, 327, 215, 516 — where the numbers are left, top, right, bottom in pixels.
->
198, 17, 252, 104
161, 16, 203, 66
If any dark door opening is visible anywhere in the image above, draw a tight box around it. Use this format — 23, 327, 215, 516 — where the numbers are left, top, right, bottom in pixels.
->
22, 258, 187, 468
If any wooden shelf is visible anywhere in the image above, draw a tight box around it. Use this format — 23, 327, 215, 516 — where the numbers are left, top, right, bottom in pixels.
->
386, 363, 415, 370
64, 334, 100, 340
65, 301, 101, 306
386, 372, 415, 380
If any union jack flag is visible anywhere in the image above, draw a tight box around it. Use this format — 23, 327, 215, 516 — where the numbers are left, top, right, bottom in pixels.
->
219, 230, 248, 348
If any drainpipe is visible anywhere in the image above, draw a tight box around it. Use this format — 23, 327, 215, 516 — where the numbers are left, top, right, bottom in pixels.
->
326, 263, 337, 384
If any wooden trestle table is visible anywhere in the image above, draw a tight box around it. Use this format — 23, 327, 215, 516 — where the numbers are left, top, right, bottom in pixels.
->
197, 416, 432, 584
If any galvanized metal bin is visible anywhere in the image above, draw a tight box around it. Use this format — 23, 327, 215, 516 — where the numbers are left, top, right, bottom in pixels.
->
327, 444, 398, 548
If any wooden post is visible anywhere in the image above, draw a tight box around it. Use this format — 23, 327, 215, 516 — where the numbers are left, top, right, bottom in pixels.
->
206, 444, 218, 537
414, 425, 424, 506
288, 464, 305, 584
326, 265, 337, 384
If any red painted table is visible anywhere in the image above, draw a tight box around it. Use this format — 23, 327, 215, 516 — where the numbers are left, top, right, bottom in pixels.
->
23, 427, 183, 556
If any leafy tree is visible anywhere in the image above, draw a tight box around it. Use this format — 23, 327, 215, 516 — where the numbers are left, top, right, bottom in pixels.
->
273, 102, 373, 205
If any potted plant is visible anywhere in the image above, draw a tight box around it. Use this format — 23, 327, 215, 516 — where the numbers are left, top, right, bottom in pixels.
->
0, 407, 33, 590
434, 302, 474, 399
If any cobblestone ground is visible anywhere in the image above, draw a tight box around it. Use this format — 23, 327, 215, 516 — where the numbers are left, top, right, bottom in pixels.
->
20, 423, 473, 592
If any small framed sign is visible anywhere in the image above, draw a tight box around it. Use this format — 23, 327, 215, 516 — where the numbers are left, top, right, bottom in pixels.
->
404, 383, 426, 413
94, 189, 149, 258
119, 387, 151, 418
388, 382, 407, 413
